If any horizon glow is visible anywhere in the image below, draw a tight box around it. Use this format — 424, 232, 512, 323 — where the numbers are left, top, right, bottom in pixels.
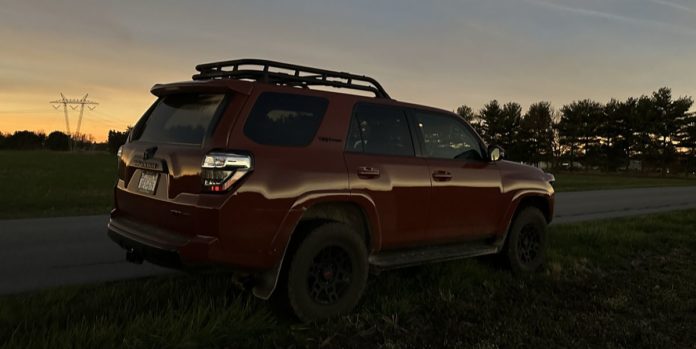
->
1, 0, 695, 141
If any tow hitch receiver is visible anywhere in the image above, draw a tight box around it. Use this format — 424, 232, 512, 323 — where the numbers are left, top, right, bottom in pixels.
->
126, 248, 144, 264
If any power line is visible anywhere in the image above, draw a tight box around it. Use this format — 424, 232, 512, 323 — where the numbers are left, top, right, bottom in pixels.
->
90, 113, 123, 125
91, 109, 120, 120
92, 110, 128, 124
85, 117, 121, 128
0, 109, 52, 114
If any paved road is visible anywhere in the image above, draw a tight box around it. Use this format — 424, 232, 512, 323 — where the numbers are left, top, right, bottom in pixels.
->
2, 186, 696, 295
552, 186, 696, 223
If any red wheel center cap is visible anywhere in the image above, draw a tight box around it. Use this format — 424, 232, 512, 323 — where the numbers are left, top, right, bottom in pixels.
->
322, 269, 334, 280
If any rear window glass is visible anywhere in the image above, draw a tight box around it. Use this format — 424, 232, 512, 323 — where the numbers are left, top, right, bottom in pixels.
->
244, 92, 328, 146
134, 94, 226, 145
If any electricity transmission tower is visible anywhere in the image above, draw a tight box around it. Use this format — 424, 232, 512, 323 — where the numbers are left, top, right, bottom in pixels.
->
50, 93, 99, 136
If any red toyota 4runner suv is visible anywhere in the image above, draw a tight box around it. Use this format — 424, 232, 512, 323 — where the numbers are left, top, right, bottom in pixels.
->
108, 59, 555, 321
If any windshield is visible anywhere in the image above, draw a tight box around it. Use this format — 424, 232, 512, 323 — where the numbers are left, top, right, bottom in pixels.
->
133, 93, 226, 145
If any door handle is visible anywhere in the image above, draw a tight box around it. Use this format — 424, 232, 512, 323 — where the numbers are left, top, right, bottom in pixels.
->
432, 170, 452, 182
357, 166, 380, 179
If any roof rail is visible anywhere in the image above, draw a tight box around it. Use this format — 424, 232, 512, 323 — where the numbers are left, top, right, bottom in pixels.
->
192, 58, 390, 99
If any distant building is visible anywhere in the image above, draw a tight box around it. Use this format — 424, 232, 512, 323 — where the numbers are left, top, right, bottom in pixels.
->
628, 160, 642, 171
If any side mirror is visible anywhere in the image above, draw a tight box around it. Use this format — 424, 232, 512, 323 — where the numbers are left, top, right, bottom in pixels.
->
488, 145, 505, 162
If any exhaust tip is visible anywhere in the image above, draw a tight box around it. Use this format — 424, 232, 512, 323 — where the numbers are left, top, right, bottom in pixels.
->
126, 248, 145, 264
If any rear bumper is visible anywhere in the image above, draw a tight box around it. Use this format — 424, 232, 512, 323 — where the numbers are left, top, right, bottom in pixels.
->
107, 216, 218, 268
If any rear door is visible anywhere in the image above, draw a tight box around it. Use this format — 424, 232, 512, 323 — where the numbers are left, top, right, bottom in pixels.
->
344, 103, 430, 249
410, 110, 504, 243
116, 92, 244, 234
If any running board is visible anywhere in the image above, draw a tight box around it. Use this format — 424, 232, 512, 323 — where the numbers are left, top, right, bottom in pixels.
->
369, 242, 499, 272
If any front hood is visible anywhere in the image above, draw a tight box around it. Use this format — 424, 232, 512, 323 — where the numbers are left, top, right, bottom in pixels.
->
498, 160, 544, 176
497, 160, 554, 192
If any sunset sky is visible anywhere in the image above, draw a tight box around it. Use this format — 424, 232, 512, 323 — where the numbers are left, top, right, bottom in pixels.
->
1, 0, 695, 142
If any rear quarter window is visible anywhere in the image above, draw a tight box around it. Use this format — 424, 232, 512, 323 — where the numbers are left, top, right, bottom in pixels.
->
243, 92, 328, 146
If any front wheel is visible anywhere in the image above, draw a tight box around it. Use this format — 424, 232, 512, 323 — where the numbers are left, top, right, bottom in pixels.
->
502, 207, 547, 273
285, 222, 368, 322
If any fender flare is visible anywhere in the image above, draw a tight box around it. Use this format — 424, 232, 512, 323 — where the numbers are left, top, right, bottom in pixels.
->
494, 190, 553, 249
252, 192, 381, 299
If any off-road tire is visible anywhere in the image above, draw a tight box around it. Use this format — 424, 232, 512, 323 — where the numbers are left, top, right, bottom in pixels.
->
285, 222, 368, 322
503, 207, 547, 274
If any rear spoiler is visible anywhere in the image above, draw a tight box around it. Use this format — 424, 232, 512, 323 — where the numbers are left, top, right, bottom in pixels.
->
150, 80, 253, 97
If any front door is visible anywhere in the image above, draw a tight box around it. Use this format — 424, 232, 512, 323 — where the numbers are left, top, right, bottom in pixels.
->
411, 110, 504, 243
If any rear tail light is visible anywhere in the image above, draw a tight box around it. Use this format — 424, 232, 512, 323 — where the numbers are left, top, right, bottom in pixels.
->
201, 152, 253, 192
116, 146, 125, 180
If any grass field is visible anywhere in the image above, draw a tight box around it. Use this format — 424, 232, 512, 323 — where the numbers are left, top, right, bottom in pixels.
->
0, 151, 115, 219
552, 172, 696, 192
1, 150, 696, 220
1, 210, 695, 348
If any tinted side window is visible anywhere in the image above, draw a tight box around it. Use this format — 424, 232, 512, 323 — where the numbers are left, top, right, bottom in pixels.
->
348, 104, 414, 157
414, 112, 483, 160
244, 92, 328, 146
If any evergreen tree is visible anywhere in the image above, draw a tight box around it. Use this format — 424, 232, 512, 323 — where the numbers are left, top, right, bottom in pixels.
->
648, 88, 693, 175
499, 102, 523, 160
520, 102, 554, 166
677, 112, 696, 176
478, 100, 504, 145
457, 104, 483, 135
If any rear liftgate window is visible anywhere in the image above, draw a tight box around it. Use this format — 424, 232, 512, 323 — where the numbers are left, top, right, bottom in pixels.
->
244, 92, 329, 146
134, 94, 226, 145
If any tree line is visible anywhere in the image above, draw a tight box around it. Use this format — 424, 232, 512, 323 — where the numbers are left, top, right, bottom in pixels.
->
0, 129, 131, 154
2, 86, 694, 174
458, 87, 695, 175
0, 131, 102, 152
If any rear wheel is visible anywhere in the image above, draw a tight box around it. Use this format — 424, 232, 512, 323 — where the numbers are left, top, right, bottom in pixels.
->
503, 207, 547, 273
285, 222, 368, 321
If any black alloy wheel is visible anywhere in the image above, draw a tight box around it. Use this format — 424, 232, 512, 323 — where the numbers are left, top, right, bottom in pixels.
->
284, 222, 368, 321
307, 246, 353, 305
517, 223, 542, 265
503, 207, 547, 273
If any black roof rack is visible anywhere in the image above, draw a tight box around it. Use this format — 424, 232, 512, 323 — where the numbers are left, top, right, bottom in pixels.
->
192, 58, 390, 99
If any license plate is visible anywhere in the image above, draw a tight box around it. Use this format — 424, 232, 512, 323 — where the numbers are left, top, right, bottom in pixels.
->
137, 171, 159, 194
